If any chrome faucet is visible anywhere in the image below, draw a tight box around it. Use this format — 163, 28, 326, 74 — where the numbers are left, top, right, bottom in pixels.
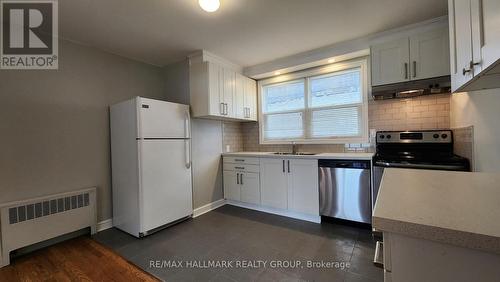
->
291, 141, 298, 155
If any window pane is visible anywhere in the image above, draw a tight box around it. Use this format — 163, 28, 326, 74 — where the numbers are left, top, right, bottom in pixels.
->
311, 107, 360, 138
263, 80, 305, 113
264, 112, 303, 140
310, 68, 361, 108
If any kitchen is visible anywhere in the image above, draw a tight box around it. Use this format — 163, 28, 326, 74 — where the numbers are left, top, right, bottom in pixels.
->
0, 0, 499, 281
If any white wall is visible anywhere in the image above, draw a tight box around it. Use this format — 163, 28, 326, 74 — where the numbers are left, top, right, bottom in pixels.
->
450, 89, 500, 172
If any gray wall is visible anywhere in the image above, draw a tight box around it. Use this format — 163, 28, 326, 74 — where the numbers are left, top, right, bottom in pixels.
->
163, 60, 225, 209
163, 59, 190, 105
0, 39, 166, 221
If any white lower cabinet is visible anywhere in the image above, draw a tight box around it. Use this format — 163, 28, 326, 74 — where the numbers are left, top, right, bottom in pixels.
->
287, 159, 319, 215
259, 158, 288, 210
223, 170, 260, 204
223, 156, 320, 222
223, 170, 241, 201
260, 158, 319, 216
223, 157, 260, 205
240, 172, 260, 205
381, 231, 500, 282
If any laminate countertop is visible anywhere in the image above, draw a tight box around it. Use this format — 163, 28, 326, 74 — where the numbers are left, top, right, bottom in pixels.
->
222, 151, 374, 160
373, 168, 500, 255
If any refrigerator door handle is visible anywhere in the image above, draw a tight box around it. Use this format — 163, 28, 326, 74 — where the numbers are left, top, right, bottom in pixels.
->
185, 139, 191, 169
184, 110, 191, 139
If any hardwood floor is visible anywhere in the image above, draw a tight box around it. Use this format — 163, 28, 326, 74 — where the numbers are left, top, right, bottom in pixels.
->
0, 236, 159, 282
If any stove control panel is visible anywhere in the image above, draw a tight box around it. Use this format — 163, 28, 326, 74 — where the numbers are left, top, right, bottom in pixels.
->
377, 130, 452, 143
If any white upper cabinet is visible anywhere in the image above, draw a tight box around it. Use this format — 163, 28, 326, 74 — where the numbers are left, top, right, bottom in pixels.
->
410, 28, 451, 80
371, 38, 410, 86
189, 51, 258, 121
449, 0, 476, 91
190, 61, 224, 117
229, 73, 258, 121
234, 73, 246, 119
244, 77, 257, 121
371, 27, 450, 86
222, 68, 235, 117
478, 0, 500, 72
449, 0, 500, 92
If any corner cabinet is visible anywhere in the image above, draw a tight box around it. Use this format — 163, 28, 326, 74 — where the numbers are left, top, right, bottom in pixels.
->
189, 52, 258, 121
222, 156, 320, 223
448, 0, 500, 92
371, 27, 450, 86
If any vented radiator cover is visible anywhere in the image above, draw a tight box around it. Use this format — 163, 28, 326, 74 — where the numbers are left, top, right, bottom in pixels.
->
0, 188, 97, 267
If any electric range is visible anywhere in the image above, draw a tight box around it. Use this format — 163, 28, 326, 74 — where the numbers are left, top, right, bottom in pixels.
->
371, 130, 470, 267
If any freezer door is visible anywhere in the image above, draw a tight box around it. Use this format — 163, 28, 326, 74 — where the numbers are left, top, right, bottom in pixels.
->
139, 139, 193, 232
137, 97, 190, 139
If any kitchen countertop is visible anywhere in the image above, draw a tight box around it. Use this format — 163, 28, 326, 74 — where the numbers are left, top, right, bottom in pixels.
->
373, 168, 500, 255
222, 151, 374, 160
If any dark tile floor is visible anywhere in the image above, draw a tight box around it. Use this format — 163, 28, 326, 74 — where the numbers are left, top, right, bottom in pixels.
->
93, 205, 383, 282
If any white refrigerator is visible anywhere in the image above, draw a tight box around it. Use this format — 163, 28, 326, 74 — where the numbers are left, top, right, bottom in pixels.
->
110, 97, 193, 237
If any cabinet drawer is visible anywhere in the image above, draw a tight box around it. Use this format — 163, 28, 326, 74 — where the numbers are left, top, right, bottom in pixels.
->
223, 156, 259, 165
223, 163, 260, 173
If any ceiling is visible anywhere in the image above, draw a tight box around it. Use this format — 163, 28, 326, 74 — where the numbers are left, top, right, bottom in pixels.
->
59, 0, 448, 67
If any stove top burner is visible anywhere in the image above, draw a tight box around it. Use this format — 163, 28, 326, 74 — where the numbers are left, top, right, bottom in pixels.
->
374, 130, 470, 171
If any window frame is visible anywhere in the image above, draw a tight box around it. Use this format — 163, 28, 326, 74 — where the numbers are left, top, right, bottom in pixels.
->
258, 58, 369, 145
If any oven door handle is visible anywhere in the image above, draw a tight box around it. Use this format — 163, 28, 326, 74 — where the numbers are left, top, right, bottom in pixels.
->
375, 161, 465, 170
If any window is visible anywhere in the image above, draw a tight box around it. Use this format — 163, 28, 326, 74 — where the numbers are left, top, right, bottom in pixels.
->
259, 59, 368, 144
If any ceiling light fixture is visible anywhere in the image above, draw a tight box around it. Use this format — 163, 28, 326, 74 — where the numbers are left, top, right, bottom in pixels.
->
199, 0, 220, 12
274, 71, 281, 76
328, 58, 336, 63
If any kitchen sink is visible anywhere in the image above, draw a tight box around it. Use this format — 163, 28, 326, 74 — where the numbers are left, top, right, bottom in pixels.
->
272, 152, 317, 156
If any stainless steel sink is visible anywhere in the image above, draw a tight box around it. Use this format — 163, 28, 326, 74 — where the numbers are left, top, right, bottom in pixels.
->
272, 152, 317, 156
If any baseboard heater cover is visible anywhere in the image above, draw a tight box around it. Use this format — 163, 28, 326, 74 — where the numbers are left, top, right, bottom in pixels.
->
0, 188, 97, 267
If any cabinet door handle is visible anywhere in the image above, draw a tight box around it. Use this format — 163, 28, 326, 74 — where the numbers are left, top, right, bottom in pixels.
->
224, 103, 228, 115
240, 173, 243, 185
404, 63, 408, 79
236, 173, 239, 184
287, 160, 290, 173
282, 160, 285, 173
247, 108, 251, 118
463, 67, 472, 76
470, 60, 481, 69
413, 61, 417, 78
220, 103, 225, 115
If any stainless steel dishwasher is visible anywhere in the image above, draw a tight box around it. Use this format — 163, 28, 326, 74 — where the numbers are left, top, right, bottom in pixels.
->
319, 159, 371, 224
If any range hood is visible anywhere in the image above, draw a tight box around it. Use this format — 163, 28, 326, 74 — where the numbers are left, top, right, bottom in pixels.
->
372, 76, 451, 100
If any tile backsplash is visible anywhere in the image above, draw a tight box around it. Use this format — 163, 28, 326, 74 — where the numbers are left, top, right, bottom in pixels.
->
369, 94, 450, 131
223, 94, 452, 153
453, 125, 474, 171
222, 122, 244, 152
